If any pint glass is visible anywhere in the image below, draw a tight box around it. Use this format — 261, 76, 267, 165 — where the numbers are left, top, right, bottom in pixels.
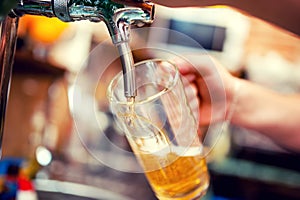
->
107, 59, 209, 200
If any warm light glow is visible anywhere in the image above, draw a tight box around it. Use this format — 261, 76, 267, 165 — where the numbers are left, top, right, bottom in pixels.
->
19, 15, 69, 44
36, 146, 52, 166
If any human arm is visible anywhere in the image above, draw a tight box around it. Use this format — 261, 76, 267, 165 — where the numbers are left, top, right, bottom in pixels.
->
231, 78, 300, 152
177, 55, 300, 152
151, 0, 300, 36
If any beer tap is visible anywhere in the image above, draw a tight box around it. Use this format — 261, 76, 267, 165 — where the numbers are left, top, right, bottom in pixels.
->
0, 0, 155, 156
11, 0, 154, 43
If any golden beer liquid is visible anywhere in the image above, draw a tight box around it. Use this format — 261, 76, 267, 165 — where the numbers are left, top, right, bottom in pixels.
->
122, 96, 209, 199
136, 150, 210, 200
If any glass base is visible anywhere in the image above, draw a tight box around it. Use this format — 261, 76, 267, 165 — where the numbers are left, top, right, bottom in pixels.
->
155, 182, 209, 200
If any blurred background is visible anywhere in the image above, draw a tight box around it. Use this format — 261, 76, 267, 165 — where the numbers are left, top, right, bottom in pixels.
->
1, 5, 300, 200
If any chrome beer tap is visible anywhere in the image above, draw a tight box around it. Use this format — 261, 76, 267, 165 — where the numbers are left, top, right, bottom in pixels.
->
10, 0, 154, 43
0, 0, 155, 156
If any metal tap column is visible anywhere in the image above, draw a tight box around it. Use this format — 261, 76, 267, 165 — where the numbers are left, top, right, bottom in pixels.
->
0, 17, 19, 157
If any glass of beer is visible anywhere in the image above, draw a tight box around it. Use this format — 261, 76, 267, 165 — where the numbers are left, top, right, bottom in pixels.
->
107, 59, 209, 200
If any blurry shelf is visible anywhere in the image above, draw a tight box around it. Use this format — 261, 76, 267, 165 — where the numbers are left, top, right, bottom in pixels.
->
35, 179, 134, 200
209, 157, 300, 200
13, 51, 66, 77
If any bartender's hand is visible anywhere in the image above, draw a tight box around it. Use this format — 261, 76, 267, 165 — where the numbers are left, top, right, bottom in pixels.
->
176, 54, 237, 126
177, 54, 300, 152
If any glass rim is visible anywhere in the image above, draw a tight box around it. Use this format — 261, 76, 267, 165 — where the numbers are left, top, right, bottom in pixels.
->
107, 58, 180, 105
